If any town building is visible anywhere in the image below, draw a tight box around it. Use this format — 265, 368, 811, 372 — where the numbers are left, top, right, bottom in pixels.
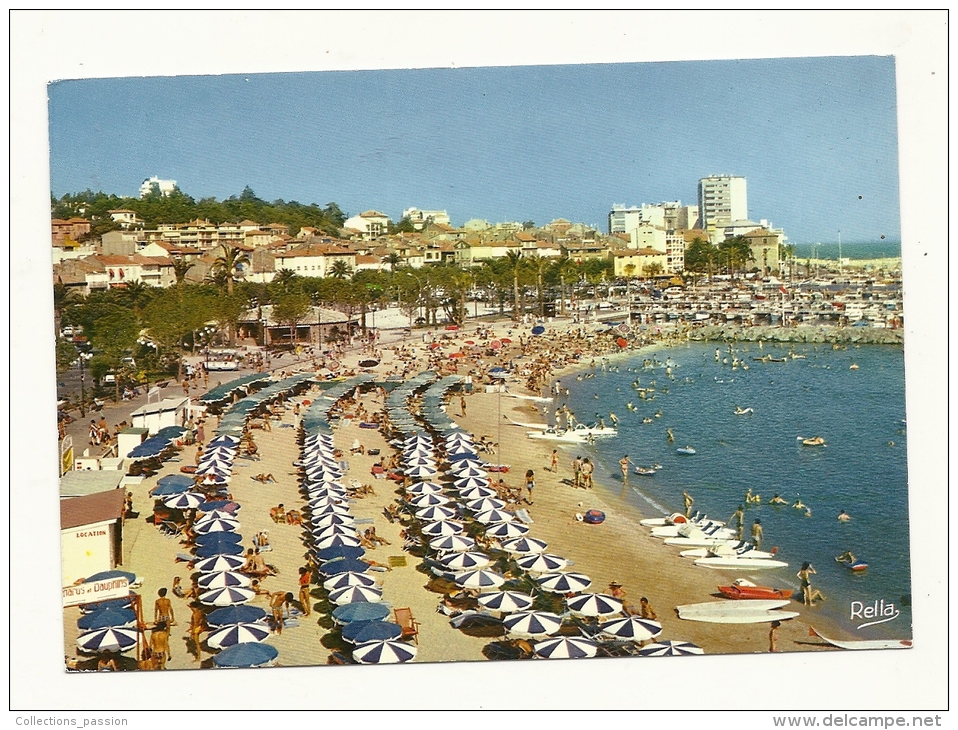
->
698, 175, 748, 242
612, 248, 670, 278
343, 210, 390, 240
401, 207, 451, 230
274, 243, 357, 278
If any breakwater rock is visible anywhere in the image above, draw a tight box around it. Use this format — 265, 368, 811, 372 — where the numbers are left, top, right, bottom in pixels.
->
688, 324, 904, 345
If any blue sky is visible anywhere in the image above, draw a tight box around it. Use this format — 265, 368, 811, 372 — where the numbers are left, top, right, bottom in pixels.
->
48, 56, 900, 244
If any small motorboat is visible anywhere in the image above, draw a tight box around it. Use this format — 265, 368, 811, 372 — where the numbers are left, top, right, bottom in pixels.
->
634, 466, 657, 476
734, 407, 754, 415
676, 446, 696, 455
800, 436, 826, 447
717, 579, 794, 601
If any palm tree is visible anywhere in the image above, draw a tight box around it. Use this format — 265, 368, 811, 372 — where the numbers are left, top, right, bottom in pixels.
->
211, 244, 250, 295
550, 257, 578, 317
171, 257, 195, 285
505, 249, 523, 321
383, 252, 403, 271
329, 259, 353, 280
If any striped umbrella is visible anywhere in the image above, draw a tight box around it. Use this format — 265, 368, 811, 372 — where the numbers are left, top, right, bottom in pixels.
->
328, 585, 384, 606
162, 491, 205, 510
536, 572, 593, 594
76, 627, 139, 654
453, 477, 491, 490
323, 571, 378, 591
405, 464, 438, 478
533, 637, 599, 659
193, 517, 240, 535
637, 640, 704, 656
308, 496, 349, 510
439, 551, 493, 571
405, 482, 445, 495
464, 496, 505, 511
352, 639, 417, 664
341, 620, 402, 644
415, 505, 459, 521
193, 554, 246, 573
477, 591, 535, 613
206, 622, 270, 650
565, 592, 625, 618
516, 553, 570, 574
199, 586, 255, 606
503, 611, 564, 639
313, 524, 359, 540
195, 508, 241, 524
475, 508, 516, 525
599, 616, 664, 643
429, 534, 476, 552
500, 536, 549, 555
312, 512, 356, 528
403, 456, 438, 468
484, 521, 530, 539
454, 569, 505, 590
315, 534, 363, 550
409, 493, 452, 509
450, 465, 488, 479
76, 607, 137, 630
197, 571, 252, 590
420, 520, 464, 537
310, 503, 352, 517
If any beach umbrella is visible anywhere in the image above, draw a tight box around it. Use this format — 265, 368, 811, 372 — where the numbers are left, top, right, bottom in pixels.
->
477, 591, 535, 613
475, 508, 516, 525
79, 596, 133, 614
315, 534, 363, 550
193, 532, 244, 549
533, 637, 599, 659
429, 534, 476, 552
313, 524, 359, 540
193, 554, 246, 573
305, 484, 349, 498
446, 444, 478, 457
76, 607, 136, 630
198, 500, 240, 513
206, 605, 268, 627
516, 553, 570, 574
308, 497, 350, 512
454, 569, 505, 590
415, 505, 459, 521
314, 544, 366, 563
195, 508, 243, 524
197, 571, 252, 590
76, 627, 139, 654
193, 517, 240, 535
311, 503, 352, 517
212, 642, 278, 668
127, 438, 170, 460
565, 593, 625, 618
162, 491, 206, 510
305, 468, 343, 482
462, 492, 501, 506
320, 558, 371, 576
151, 474, 195, 495
409, 493, 452, 509
599, 616, 664, 643
206, 622, 270, 650
341, 620, 402, 644
208, 435, 241, 447
446, 452, 479, 464
403, 456, 438, 468
405, 464, 438, 478
502, 611, 564, 639
195, 461, 232, 476
332, 601, 391, 625
323, 571, 378, 592
358, 359, 380, 369
531, 326, 546, 335
484, 521, 530, 539
199, 586, 255, 606
439, 552, 492, 571
454, 476, 491, 490
311, 513, 356, 530
84, 570, 137, 584
421, 520, 464, 538
451, 465, 488, 479
352, 639, 417, 665
329, 585, 384, 605
196, 473, 231, 486
637, 640, 704, 656
194, 542, 245, 558
500, 536, 549, 555
536, 572, 593, 594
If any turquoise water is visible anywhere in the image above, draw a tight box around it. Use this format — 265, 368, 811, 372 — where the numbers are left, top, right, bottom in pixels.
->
790, 241, 901, 260
555, 341, 911, 639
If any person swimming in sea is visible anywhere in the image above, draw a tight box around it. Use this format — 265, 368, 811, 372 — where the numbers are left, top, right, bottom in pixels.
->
769, 494, 787, 505
792, 497, 806, 510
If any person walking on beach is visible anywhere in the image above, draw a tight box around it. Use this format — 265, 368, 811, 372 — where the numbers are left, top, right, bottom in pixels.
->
150, 621, 171, 669
187, 602, 206, 663
580, 458, 594, 489
460, 395, 467, 417
798, 562, 825, 605
729, 505, 745, 539
298, 566, 312, 617
619, 455, 631, 483
571, 456, 582, 489
269, 591, 293, 635
550, 449, 559, 473
154, 588, 175, 627
751, 519, 764, 550
683, 491, 694, 517
524, 469, 536, 505
769, 620, 781, 652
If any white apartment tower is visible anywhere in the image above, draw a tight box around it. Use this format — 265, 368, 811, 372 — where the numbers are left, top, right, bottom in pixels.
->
698, 175, 748, 234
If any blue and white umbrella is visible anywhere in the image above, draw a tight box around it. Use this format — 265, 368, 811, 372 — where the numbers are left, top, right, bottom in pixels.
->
637, 639, 703, 656
197, 571, 252, 590
405, 481, 445, 495
565, 593, 624, 618
516, 553, 570, 574
206, 605, 268, 627
313, 524, 359, 539
206, 622, 270, 650
308, 495, 349, 509
199, 586, 255, 606
332, 601, 391, 625
484, 521, 530, 539
208, 435, 242, 447
212, 642, 278, 668
409, 493, 452, 509
342, 620, 402, 644
429, 534, 475, 552
421, 520, 464, 538
475, 508, 516, 525
415, 505, 459, 522
311, 515, 358, 533
477, 591, 535, 613
533, 636, 599, 659
195, 508, 242, 524
446, 444, 477, 457
536, 572, 593, 594
453, 476, 491, 491
323, 571, 378, 592
461, 489, 500, 503
451, 465, 488, 479
329, 585, 384, 605
310, 502, 352, 517
194, 542, 245, 558
193, 517, 240, 535
315, 534, 363, 550
405, 464, 438, 478
194, 554, 246, 573
163, 491, 206, 510
76, 627, 139, 654
500, 536, 549, 555
439, 551, 492, 571
599, 616, 664, 643
352, 639, 417, 664
503, 611, 564, 639
403, 456, 438, 468
454, 569, 505, 590
76, 607, 137, 630
198, 500, 240, 513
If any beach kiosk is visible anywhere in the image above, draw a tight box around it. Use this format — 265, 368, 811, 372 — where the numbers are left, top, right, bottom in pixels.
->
60, 489, 126, 586
130, 397, 189, 435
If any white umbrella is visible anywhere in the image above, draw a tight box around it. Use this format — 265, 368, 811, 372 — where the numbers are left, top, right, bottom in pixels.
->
352, 639, 417, 664
439, 551, 493, 571
454, 476, 491, 490
163, 492, 205, 510
454, 569, 505, 590
405, 482, 445, 495
565, 592, 625, 618
195, 508, 238, 524
429, 534, 476, 552
599, 616, 664, 643
405, 464, 438, 478
199, 586, 255, 606
484, 521, 530, 539
637, 639, 703, 656
415, 505, 459, 521
323, 572, 378, 591
409, 493, 451, 509
403, 456, 438, 468
475, 508, 516, 525
308, 496, 349, 509
310, 502, 351, 516
196, 571, 252, 590
464, 496, 504, 511
516, 553, 570, 574
206, 622, 270, 650
420, 520, 464, 537
477, 591, 535, 613
329, 585, 384, 605
76, 627, 139, 654
451, 466, 488, 479
503, 611, 564, 639
313, 524, 359, 540
500, 537, 549, 555
193, 518, 241, 535
193, 554, 246, 573
533, 636, 599, 659
536, 572, 593, 594
312, 512, 356, 528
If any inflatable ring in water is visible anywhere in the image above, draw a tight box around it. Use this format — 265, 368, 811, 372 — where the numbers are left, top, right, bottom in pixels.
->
583, 510, 606, 524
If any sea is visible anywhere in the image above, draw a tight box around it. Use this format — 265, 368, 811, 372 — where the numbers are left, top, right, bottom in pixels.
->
790, 241, 902, 261
553, 340, 911, 640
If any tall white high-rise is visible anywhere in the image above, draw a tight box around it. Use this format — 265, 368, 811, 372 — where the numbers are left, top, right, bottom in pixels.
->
698, 175, 748, 233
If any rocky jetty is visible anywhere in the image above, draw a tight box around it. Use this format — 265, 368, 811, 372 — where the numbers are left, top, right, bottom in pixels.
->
688, 324, 904, 345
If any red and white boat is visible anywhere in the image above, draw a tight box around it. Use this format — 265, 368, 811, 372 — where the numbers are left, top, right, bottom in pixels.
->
717, 578, 794, 601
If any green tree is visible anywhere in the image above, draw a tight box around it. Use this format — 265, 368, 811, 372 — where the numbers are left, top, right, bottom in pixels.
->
271, 291, 312, 344
86, 307, 140, 401
211, 244, 251, 295
683, 237, 717, 283
505, 250, 524, 321
717, 236, 754, 277
329, 259, 353, 280
387, 217, 416, 235
171, 257, 195, 285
